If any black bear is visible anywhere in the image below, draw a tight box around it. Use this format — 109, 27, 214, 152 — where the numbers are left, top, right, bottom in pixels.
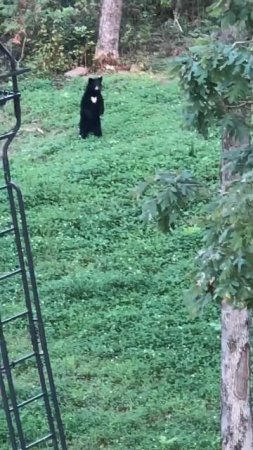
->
79, 77, 104, 139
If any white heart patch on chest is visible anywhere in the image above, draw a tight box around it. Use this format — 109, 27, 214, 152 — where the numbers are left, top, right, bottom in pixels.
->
91, 96, 97, 103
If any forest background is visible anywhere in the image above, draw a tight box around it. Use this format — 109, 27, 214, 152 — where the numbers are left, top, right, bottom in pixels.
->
0, 0, 214, 73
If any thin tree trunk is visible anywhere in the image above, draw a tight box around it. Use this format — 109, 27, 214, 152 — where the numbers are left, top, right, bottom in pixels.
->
221, 300, 252, 449
221, 115, 253, 449
95, 0, 123, 64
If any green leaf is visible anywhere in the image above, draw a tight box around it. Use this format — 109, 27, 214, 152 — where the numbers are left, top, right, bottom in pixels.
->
133, 181, 150, 201
207, 0, 226, 17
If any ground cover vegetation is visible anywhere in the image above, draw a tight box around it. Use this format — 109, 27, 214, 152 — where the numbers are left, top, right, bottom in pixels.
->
0, 74, 221, 449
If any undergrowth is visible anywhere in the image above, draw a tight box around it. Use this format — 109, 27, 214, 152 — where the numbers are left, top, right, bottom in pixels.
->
0, 74, 220, 449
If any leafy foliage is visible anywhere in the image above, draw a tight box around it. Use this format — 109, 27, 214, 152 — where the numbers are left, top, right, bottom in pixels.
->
209, 0, 253, 35
160, 0, 213, 18
223, 144, 253, 176
0, 0, 215, 72
135, 170, 200, 232
0, 0, 100, 72
187, 168, 253, 311
139, 0, 253, 312
136, 144, 253, 311
0, 75, 220, 449
32, 6, 97, 72
171, 41, 253, 138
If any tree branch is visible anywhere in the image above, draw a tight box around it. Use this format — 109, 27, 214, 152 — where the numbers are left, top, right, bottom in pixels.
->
231, 40, 252, 48
225, 101, 253, 109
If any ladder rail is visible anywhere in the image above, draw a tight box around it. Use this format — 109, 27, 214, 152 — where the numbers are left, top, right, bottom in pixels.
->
0, 40, 67, 450
0, 319, 27, 449
0, 361, 18, 450
4, 182, 59, 450
0, 42, 21, 161
13, 181, 68, 450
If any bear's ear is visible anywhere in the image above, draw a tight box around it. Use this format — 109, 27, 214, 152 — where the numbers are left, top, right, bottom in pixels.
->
99, 76, 103, 82
88, 78, 93, 84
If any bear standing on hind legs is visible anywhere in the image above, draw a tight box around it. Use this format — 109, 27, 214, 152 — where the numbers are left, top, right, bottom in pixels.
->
79, 77, 104, 139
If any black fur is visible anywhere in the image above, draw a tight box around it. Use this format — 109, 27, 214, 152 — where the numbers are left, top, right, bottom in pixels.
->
79, 77, 104, 139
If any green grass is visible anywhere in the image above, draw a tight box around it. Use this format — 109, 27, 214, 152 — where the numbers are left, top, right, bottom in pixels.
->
0, 73, 221, 449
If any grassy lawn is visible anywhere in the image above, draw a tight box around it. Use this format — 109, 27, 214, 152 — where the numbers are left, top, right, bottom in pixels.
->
0, 73, 221, 449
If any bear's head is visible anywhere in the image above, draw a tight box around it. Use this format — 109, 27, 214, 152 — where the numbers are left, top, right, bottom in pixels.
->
87, 77, 103, 94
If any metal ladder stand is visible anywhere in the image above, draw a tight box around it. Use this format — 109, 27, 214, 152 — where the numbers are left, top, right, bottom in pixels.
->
0, 42, 67, 449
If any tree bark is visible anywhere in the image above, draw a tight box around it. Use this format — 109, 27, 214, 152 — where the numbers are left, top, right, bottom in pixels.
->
221, 114, 253, 449
221, 300, 253, 449
94, 0, 123, 64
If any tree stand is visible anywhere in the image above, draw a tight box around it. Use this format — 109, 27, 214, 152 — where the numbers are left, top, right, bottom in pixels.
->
0, 42, 67, 450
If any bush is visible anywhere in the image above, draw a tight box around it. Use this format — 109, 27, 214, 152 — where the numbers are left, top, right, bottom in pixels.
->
0, 0, 99, 72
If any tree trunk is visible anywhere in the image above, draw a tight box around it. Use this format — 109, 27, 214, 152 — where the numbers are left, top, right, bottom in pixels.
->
94, 0, 123, 64
221, 300, 253, 449
221, 115, 253, 449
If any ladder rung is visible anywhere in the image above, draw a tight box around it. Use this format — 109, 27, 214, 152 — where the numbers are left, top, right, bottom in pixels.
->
1, 310, 28, 325
9, 392, 45, 412
0, 226, 14, 238
11, 351, 37, 367
0, 91, 20, 106
0, 131, 16, 141
0, 351, 39, 372
0, 67, 30, 79
24, 433, 53, 449
0, 268, 22, 282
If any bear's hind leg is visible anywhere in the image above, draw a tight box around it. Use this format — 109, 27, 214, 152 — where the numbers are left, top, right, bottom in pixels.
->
93, 120, 102, 137
79, 119, 90, 139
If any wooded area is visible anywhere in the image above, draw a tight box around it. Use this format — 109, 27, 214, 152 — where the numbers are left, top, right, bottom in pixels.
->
0, 0, 213, 72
